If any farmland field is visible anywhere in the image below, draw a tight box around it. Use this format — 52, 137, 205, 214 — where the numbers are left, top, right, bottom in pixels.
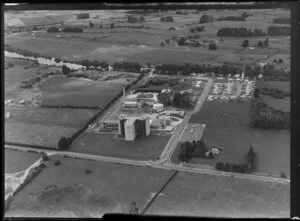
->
5, 57, 61, 99
37, 75, 124, 108
146, 172, 290, 218
70, 132, 170, 161
171, 100, 290, 176
5, 149, 42, 173
5, 106, 98, 148
5, 155, 174, 218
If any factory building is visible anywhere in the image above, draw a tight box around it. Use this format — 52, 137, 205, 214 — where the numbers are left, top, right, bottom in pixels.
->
101, 120, 119, 131
119, 115, 150, 141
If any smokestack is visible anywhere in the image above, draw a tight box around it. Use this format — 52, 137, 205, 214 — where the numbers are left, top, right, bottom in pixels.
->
123, 86, 126, 103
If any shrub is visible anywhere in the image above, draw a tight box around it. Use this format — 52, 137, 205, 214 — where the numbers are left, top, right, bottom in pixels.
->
39, 163, 46, 168
54, 160, 61, 166
199, 15, 213, 24
280, 171, 287, 178
57, 136, 70, 150
160, 16, 174, 22
209, 43, 217, 50
42, 155, 49, 161
54, 58, 61, 63
242, 39, 249, 48
85, 169, 93, 174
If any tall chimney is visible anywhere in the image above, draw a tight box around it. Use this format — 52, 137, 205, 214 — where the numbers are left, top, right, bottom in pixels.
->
123, 86, 126, 103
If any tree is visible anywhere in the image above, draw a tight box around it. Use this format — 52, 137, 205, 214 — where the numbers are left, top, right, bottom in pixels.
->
129, 201, 139, 214
242, 39, 249, 48
62, 65, 70, 75
89, 20, 94, 28
209, 42, 217, 50
160, 41, 165, 46
139, 16, 145, 22
54, 58, 61, 63
110, 23, 115, 28
264, 38, 269, 48
257, 40, 263, 48
253, 88, 259, 98
278, 58, 283, 64
57, 137, 70, 150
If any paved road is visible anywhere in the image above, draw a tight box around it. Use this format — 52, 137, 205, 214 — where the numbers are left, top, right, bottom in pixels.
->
158, 77, 213, 164
5, 144, 289, 184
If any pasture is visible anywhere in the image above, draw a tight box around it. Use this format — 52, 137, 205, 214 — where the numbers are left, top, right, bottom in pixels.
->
146, 172, 290, 218
4, 57, 60, 99
174, 100, 290, 176
5, 148, 42, 173
5, 106, 98, 148
37, 75, 123, 108
5, 8, 290, 67
5, 155, 174, 218
70, 132, 170, 161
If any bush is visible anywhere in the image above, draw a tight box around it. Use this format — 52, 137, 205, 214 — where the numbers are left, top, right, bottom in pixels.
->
54, 160, 61, 166
85, 169, 93, 174
39, 163, 46, 168
280, 171, 287, 178
160, 16, 174, 22
57, 136, 70, 150
242, 39, 249, 48
199, 15, 213, 24
209, 43, 217, 50
47, 26, 59, 33
54, 58, 61, 63
42, 155, 49, 161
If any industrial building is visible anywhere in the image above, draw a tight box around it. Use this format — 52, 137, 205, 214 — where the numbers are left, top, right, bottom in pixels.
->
119, 115, 150, 141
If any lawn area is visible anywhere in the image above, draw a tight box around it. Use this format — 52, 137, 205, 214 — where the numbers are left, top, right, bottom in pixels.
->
5, 106, 98, 148
260, 95, 290, 112
173, 100, 290, 176
5, 155, 174, 218
5, 149, 42, 173
37, 75, 123, 108
70, 132, 170, 161
146, 172, 290, 218
256, 80, 290, 92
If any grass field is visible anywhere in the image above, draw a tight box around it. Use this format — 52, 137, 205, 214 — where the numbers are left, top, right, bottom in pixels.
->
5, 58, 61, 99
5, 149, 42, 173
70, 132, 170, 161
37, 75, 123, 108
146, 172, 290, 218
172, 100, 290, 176
260, 95, 290, 112
256, 80, 290, 92
5, 106, 98, 148
5, 155, 174, 218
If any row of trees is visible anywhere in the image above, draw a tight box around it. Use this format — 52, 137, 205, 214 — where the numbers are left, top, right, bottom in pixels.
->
157, 90, 192, 107
154, 62, 288, 80
273, 17, 290, 24
178, 140, 211, 162
249, 98, 290, 129
267, 26, 290, 36
216, 146, 256, 173
242, 38, 269, 48
5, 44, 53, 60
259, 87, 290, 99
217, 16, 246, 21
112, 62, 142, 73
42, 104, 101, 109
47, 26, 84, 33
217, 27, 266, 37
